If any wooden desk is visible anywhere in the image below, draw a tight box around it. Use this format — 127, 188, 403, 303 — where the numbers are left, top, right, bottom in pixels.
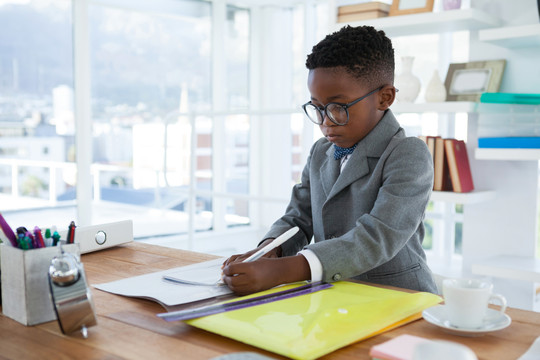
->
1, 242, 539, 359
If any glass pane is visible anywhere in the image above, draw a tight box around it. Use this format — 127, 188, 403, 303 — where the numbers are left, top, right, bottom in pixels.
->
537, 183, 540, 259
195, 115, 212, 230
422, 218, 433, 250
226, 199, 249, 227
0, 0, 74, 227
225, 5, 249, 109
291, 114, 304, 183
225, 115, 249, 195
454, 222, 463, 254
88, 1, 212, 237
225, 115, 249, 227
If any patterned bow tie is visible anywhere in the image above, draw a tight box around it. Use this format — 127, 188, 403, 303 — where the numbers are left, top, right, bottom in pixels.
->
333, 144, 357, 160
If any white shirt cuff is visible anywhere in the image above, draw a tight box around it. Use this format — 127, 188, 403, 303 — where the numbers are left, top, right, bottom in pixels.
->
298, 249, 323, 282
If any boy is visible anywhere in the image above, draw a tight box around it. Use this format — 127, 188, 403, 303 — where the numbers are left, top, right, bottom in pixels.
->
222, 25, 437, 295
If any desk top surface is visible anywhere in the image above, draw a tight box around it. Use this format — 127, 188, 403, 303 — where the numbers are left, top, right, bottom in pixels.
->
1, 242, 539, 359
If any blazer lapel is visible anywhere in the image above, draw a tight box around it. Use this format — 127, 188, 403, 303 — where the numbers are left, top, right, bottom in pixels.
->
327, 143, 369, 200
324, 110, 401, 201
320, 146, 340, 197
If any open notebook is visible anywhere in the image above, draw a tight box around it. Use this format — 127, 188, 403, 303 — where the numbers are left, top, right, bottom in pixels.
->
93, 258, 232, 307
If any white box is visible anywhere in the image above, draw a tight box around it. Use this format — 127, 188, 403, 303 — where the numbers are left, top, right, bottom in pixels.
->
59, 220, 133, 254
1, 244, 80, 325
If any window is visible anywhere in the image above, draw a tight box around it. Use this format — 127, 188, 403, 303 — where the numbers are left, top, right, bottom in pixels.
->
0, 0, 329, 255
0, 0, 76, 225
87, 1, 214, 240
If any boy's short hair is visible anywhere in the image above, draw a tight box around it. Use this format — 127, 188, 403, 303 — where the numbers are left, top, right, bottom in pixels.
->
306, 25, 394, 89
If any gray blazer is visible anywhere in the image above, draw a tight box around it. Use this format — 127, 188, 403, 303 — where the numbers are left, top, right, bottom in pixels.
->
264, 110, 437, 293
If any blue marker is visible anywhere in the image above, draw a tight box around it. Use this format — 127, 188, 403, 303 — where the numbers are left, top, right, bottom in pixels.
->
52, 231, 61, 246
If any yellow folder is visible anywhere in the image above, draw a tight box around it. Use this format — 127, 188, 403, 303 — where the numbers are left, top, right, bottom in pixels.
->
187, 281, 442, 359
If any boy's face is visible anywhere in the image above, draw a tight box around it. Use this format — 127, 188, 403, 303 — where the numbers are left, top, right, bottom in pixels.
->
307, 67, 385, 148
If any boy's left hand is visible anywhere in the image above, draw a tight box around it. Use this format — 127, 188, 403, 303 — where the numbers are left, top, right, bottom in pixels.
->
221, 254, 310, 296
221, 258, 282, 295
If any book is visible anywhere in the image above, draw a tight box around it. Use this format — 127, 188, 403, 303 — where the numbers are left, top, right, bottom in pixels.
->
419, 135, 444, 191
337, 1, 390, 22
337, 10, 389, 22
444, 139, 474, 193
433, 137, 452, 191
426, 136, 438, 163
478, 137, 540, 149
338, 1, 391, 15
480, 92, 540, 105
369, 334, 431, 360
418, 135, 437, 162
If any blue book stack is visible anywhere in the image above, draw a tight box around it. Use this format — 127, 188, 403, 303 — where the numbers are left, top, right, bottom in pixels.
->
480, 93, 540, 105
478, 137, 540, 149
478, 93, 540, 148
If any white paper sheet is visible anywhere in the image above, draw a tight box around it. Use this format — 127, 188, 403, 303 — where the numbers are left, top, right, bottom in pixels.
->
93, 258, 232, 307
163, 258, 224, 286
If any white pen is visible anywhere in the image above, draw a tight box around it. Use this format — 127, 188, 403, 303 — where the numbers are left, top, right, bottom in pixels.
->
243, 226, 300, 262
218, 226, 300, 284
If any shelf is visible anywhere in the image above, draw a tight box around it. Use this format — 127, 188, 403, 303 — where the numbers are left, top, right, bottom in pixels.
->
392, 101, 477, 114
337, 8, 501, 37
430, 190, 495, 204
479, 24, 540, 48
472, 255, 540, 282
475, 148, 540, 161
392, 102, 540, 114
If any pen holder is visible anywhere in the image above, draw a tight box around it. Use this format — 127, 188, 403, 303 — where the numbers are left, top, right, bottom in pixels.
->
0, 243, 80, 326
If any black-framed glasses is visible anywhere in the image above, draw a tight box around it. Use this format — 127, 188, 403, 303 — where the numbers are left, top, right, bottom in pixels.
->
302, 86, 383, 126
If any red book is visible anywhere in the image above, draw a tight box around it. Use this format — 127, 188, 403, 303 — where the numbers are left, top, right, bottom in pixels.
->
444, 139, 474, 193
426, 136, 439, 163
433, 137, 452, 191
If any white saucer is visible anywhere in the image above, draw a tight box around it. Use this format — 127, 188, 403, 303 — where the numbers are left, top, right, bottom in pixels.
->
422, 305, 511, 337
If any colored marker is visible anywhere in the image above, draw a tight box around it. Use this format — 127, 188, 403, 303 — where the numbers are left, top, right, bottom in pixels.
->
34, 226, 46, 248
25, 231, 36, 249
67, 221, 76, 244
0, 212, 18, 247
52, 231, 61, 246
17, 233, 25, 249
16, 227, 27, 236
44, 228, 52, 246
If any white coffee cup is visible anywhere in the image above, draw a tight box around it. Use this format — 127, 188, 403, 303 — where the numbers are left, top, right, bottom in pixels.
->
442, 278, 507, 329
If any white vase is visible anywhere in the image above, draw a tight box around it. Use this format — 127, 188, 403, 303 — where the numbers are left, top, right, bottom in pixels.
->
443, 0, 462, 10
395, 56, 421, 103
425, 70, 447, 102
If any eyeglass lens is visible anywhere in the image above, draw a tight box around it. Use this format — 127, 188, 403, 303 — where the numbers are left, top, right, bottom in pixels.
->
304, 103, 348, 125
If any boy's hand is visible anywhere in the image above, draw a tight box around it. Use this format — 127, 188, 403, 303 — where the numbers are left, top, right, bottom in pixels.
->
222, 238, 280, 267
221, 255, 310, 296
221, 258, 282, 295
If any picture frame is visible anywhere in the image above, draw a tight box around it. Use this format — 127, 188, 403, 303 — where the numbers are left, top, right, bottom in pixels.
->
444, 60, 507, 102
389, 0, 434, 16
